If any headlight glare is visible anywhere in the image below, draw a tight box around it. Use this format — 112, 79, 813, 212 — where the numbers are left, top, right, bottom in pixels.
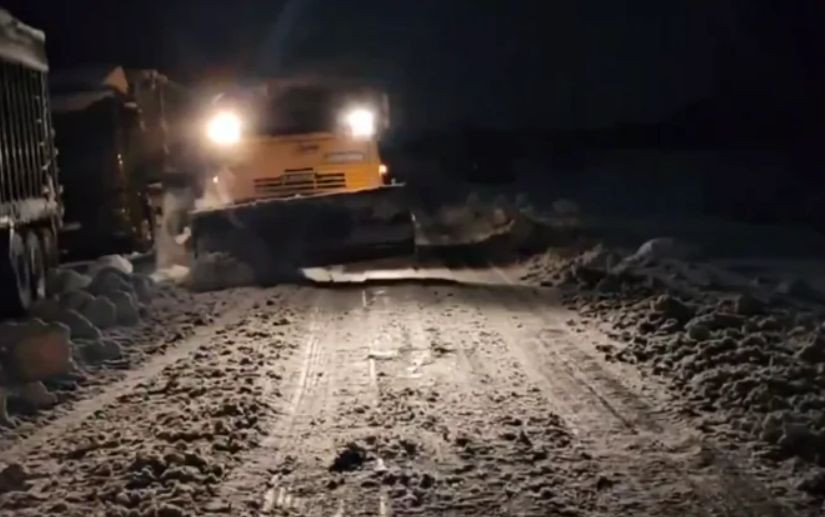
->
344, 108, 376, 138
206, 111, 242, 146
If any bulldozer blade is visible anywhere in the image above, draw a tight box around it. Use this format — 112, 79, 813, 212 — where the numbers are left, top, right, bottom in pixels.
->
190, 185, 415, 281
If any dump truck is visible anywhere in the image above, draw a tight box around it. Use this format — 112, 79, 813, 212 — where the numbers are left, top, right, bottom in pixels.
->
189, 78, 415, 280
50, 67, 152, 259
50, 67, 191, 259
0, 9, 61, 315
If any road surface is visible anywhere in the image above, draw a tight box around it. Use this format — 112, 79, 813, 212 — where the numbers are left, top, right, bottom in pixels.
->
0, 263, 805, 516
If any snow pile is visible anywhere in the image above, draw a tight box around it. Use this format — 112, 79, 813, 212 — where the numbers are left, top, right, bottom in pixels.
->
505, 196, 588, 255
521, 242, 622, 287
530, 238, 825, 497
43, 257, 155, 339
415, 192, 517, 245
0, 255, 158, 428
186, 252, 255, 292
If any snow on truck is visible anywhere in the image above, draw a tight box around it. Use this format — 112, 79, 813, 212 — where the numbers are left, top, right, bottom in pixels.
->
0, 10, 61, 315
190, 78, 415, 280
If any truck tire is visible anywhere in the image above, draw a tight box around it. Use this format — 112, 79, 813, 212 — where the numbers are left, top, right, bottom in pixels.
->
26, 231, 47, 301
0, 230, 33, 316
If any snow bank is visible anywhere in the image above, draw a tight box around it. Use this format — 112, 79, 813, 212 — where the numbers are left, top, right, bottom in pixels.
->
527, 239, 825, 497
0, 254, 159, 424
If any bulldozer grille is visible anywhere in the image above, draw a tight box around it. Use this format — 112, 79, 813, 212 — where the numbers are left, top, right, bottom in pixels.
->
253, 169, 346, 199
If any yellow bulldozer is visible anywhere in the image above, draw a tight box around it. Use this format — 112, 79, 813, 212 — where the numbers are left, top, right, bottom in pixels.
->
189, 78, 414, 280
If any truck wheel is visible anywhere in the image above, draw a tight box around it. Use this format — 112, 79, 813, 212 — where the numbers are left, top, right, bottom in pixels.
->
0, 231, 33, 315
26, 231, 47, 301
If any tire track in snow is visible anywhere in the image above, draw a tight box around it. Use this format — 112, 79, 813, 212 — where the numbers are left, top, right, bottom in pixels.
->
485, 265, 793, 517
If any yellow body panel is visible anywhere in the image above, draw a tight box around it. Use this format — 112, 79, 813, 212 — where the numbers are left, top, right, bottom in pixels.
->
216, 132, 384, 204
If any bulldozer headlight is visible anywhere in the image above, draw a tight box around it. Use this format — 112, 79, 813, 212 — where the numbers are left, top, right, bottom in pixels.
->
344, 108, 376, 138
206, 111, 242, 146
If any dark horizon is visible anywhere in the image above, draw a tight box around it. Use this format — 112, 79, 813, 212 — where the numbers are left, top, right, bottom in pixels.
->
5, 0, 825, 134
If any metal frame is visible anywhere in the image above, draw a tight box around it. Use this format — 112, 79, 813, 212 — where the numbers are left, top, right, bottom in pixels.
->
0, 59, 59, 224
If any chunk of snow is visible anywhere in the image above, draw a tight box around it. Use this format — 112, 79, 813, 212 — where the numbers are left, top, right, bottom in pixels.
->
109, 291, 140, 326
54, 309, 102, 340
1, 321, 73, 382
74, 338, 123, 364
58, 290, 95, 312
18, 381, 57, 408
89, 254, 134, 276
88, 267, 134, 298
81, 296, 118, 329
29, 298, 62, 321
577, 244, 620, 272
47, 268, 92, 295
130, 274, 156, 302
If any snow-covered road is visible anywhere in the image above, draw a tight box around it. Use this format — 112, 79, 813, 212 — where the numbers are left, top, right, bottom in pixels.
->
1, 257, 814, 517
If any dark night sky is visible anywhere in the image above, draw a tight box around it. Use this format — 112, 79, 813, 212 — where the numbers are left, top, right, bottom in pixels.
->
4, 0, 825, 132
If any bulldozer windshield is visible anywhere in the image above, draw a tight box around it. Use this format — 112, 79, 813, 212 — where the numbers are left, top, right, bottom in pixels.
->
259, 86, 337, 136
